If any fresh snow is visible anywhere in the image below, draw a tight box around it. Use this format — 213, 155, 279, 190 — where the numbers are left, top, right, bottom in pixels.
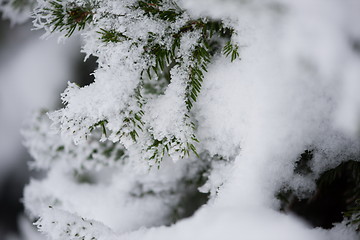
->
2, 0, 360, 239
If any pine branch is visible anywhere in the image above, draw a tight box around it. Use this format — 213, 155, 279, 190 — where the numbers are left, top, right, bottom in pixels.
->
223, 41, 240, 62
36, 0, 240, 164
42, 0, 94, 37
98, 28, 130, 43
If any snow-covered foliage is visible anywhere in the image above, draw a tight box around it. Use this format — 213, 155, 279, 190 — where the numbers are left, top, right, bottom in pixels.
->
23, 111, 210, 233
31, 0, 239, 165
1, 0, 360, 239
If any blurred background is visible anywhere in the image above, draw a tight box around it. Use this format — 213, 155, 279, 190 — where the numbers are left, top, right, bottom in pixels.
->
0, 12, 96, 239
